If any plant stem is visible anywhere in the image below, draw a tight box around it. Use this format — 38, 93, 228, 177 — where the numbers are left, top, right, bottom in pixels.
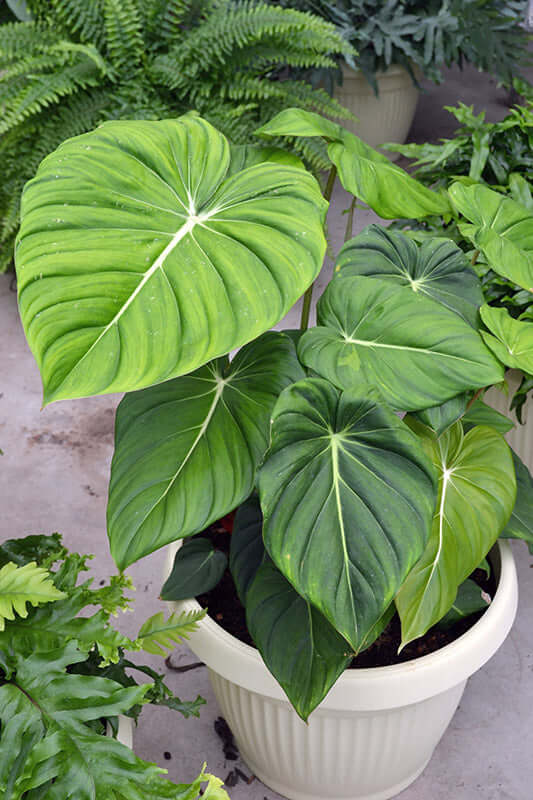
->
299, 165, 337, 331
465, 386, 485, 413
344, 196, 356, 243
471, 249, 480, 266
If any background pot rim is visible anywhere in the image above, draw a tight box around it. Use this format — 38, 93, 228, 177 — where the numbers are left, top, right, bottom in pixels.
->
166, 540, 518, 711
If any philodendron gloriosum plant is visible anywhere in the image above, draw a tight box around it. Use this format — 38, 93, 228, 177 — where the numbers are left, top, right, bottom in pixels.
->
14, 109, 533, 721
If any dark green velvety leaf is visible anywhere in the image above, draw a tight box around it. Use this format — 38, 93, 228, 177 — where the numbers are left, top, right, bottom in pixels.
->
246, 560, 352, 721
411, 394, 468, 436
229, 495, 265, 604
259, 378, 437, 652
160, 539, 227, 602
436, 579, 489, 629
501, 450, 533, 548
396, 422, 515, 646
16, 115, 326, 405
336, 225, 483, 325
108, 331, 304, 569
298, 276, 503, 412
257, 109, 450, 219
462, 398, 515, 434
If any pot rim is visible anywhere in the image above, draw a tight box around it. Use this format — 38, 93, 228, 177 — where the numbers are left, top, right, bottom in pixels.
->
166, 540, 518, 711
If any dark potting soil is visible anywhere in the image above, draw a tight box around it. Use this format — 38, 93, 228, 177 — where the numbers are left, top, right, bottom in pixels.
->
196, 521, 498, 668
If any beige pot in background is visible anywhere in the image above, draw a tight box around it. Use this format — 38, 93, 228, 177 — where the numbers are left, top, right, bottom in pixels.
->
333, 64, 419, 157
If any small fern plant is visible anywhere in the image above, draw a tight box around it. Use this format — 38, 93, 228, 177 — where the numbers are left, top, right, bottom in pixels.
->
0, 0, 352, 272
0, 532, 221, 799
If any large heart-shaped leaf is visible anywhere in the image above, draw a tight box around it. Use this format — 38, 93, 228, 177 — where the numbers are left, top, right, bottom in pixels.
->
246, 560, 352, 721
298, 276, 503, 412
449, 182, 533, 291
501, 450, 533, 552
479, 304, 533, 373
259, 378, 437, 652
396, 421, 516, 646
16, 115, 326, 405
108, 332, 304, 570
336, 225, 483, 325
257, 109, 450, 219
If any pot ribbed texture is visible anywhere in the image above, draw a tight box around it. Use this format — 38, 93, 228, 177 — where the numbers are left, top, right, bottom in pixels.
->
333, 65, 419, 154
210, 670, 465, 800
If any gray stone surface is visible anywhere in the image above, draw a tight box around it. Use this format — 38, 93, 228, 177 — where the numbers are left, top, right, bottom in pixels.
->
1, 61, 533, 798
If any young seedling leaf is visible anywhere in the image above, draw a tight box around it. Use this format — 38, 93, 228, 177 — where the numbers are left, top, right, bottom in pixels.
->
436, 579, 489, 629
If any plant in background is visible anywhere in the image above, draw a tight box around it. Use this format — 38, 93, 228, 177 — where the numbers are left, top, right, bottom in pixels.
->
13, 110, 533, 723
277, 0, 531, 92
387, 101, 533, 418
0, 532, 227, 799
0, 0, 352, 273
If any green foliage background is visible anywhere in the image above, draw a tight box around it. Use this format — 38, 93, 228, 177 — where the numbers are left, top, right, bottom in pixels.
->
0, 0, 351, 272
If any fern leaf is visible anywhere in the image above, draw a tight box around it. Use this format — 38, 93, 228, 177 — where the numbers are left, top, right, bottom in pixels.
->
0, 562, 65, 631
103, 0, 144, 71
137, 609, 206, 656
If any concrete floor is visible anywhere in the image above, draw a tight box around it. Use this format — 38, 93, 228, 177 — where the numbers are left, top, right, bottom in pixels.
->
2, 62, 533, 798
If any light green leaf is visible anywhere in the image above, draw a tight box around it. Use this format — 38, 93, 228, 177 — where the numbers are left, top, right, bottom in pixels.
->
298, 276, 503, 412
501, 450, 533, 548
436, 579, 489, 629
479, 304, 533, 373
336, 225, 483, 325
0, 562, 65, 632
396, 422, 515, 646
246, 560, 352, 721
108, 331, 304, 569
259, 378, 437, 652
508, 173, 533, 210
257, 109, 450, 219
160, 539, 227, 602
136, 610, 205, 657
16, 114, 326, 405
450, 182, 533, 291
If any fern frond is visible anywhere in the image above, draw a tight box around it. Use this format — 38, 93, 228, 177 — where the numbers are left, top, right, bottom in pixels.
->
0, 21, 60, 62
136, 609, 206, 656
0, 561, 65, 630
47, 0, 106, 47
0, 56, 104, 135
103, 0, 144, 70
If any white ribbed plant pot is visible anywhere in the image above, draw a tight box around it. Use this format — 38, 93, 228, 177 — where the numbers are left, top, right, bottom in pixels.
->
333, 64, 419, 156
485, 370, 533, 471
107, 714, 134, 748
166, 541, 517, 800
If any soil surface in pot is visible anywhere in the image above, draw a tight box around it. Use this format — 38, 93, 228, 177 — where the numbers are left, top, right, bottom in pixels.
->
196, 521, 497, 668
